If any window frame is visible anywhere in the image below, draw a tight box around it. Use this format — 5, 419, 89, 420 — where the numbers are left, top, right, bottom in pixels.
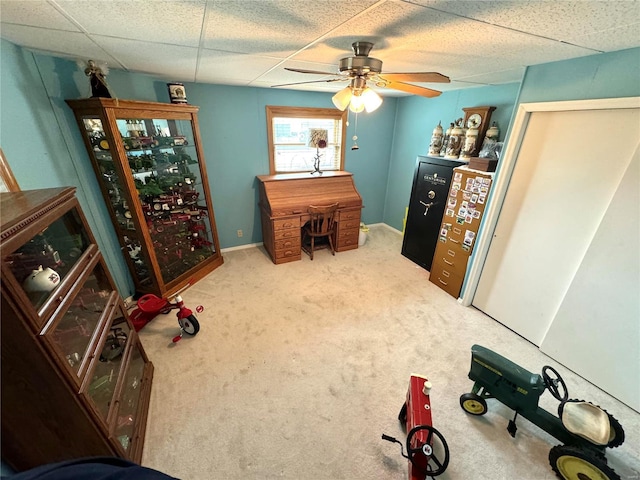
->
266, 105, 347, 175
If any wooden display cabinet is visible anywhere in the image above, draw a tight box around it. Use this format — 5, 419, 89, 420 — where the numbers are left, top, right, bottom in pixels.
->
66, 98, 223, 297
1, 187, 153, 471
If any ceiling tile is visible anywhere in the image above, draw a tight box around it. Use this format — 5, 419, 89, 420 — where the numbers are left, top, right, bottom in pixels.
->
0, 0, 80, 31
289, 1, 594, 82
570, 23, 640, 52
0, 24, 120, 66
418, 0, 640, 47
55, 0, 207, 47
456, 67, 525, 86
92, 36, 198, 81
200, 0, 380, 55
197, 50, 284, 84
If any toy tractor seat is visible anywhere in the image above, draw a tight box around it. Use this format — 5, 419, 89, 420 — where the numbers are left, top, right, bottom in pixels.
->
559, 400, 615, 446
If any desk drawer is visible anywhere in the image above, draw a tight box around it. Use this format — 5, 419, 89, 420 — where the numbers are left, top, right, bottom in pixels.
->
274, 248, 301, 263
337, 208, 361, 223
274, 237, 300, 251
274, 229, 298, 241
336, 229, 358, 252
273, 217, 300, 231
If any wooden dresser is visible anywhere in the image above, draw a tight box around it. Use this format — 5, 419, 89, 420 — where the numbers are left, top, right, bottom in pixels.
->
257, 171, 363, 264
429, 166, 495, 297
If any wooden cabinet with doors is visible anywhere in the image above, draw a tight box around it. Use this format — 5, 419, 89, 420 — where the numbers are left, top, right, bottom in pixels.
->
429, 166, 494, 298
1, 187, 153, 471
66, 98, 223, 298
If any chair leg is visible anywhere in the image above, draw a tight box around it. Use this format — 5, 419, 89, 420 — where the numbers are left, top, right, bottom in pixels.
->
328, 236, 335, 256
310, 237, 314, 260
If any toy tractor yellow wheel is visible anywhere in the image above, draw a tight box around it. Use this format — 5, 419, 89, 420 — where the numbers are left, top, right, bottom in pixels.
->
460, 393, 488, 416
549, 445, 620, 480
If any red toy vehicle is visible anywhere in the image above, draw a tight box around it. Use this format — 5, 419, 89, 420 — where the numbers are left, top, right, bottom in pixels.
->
130, 289, 202, 343
382, 374, 450, 479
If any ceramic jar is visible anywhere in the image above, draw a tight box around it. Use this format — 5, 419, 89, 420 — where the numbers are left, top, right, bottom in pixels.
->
428, 122, 444, 156
444, 120, 464, 159
460, 126, 480, 160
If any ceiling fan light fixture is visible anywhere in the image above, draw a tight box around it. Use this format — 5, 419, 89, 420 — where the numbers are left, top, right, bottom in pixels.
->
332, 86, 352, 111
361, 87, 382, 113
348, 97, 365, 113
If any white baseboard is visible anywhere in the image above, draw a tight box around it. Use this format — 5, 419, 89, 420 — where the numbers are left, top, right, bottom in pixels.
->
221, 242, 264, 253
220, 223, 402, 253
370, 222, 403, 235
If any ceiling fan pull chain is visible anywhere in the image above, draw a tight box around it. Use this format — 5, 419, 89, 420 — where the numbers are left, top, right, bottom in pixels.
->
352, 111, 359, 151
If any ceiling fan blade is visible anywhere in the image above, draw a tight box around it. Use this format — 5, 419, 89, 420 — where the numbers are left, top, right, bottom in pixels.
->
271, 78, 346, 88
285, 67, 339, 76
383, 80, 442, 98
379, 72, 450, 83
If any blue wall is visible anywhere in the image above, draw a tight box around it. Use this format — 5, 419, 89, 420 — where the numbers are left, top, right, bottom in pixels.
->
0, 39, 396, 296
383, 83, 521, 231
1, 38, 638, 297
518, 47, 640, 103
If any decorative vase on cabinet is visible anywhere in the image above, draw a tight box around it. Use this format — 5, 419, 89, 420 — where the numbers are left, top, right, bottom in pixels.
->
1, 187, 153, 471
66, 98, 223, 298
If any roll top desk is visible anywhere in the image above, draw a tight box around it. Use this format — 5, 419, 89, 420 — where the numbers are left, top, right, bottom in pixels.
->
257, 171, 363, 264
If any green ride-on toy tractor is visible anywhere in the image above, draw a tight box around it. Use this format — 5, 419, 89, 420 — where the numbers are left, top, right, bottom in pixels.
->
460, 345, 625, 480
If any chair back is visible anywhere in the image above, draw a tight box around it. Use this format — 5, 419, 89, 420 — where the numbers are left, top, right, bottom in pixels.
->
307, 203, 339, 236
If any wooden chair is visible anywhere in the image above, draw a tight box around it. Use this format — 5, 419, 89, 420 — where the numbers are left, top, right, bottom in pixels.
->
301, 203, 339, 260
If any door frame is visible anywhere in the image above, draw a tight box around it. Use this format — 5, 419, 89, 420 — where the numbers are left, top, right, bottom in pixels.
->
459, 96, 640, 306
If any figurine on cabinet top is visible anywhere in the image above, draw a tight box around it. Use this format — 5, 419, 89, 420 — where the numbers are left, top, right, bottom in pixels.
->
83, 60, 112, 98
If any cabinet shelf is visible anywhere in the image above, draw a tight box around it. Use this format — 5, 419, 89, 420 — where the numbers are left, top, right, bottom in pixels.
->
66, 98, 223, 297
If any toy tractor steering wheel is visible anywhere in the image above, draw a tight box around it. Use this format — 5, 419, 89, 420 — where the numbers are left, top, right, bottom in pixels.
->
542, 365, 569, 402
406, 425, 450, 477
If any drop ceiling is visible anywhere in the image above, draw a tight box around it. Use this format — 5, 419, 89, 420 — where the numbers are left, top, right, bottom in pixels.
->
1, 0, 639, 96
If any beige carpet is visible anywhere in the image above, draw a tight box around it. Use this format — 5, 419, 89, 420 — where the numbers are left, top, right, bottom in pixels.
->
138, 225, 640, 480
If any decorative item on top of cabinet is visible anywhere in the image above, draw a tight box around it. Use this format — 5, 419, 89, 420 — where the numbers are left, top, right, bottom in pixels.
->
444, 119, 465, 159
462, 106, 496, 157
1, 187, 153, 471
428, 121, 443, 156
439, 122, 454, 157
429, 166, 494, 298
65, 98, 223, 298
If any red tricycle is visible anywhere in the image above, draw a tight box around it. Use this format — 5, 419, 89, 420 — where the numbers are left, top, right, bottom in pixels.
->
130, 291, 201, 343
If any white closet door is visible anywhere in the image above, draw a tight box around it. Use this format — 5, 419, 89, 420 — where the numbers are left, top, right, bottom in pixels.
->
540, 146, 639, 411
473, 108, 639, 346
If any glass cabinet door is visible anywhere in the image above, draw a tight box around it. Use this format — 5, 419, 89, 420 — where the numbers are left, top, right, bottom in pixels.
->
80, 117, 154, 289
2, 207, 92, 313
114, 116, 217, 285
45, 261, 114, 380
85, 311, 131, 424
113, 341, 147, 453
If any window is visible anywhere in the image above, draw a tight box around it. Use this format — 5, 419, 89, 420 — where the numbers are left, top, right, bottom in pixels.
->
266, 106, 347, 175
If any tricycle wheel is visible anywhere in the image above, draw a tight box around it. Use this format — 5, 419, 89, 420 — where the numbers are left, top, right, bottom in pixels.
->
549, 444, 620, 480
406, 425, 450, 477
542, 365, 569, 402
179, 314, 200, 336
460, 392, 487, 415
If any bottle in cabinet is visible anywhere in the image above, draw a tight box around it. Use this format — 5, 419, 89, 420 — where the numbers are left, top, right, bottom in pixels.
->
66, 98, 223, 298
1, 187, 153, 471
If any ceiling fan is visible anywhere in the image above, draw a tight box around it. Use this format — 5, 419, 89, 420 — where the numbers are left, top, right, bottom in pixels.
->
273, 41, 450, 112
